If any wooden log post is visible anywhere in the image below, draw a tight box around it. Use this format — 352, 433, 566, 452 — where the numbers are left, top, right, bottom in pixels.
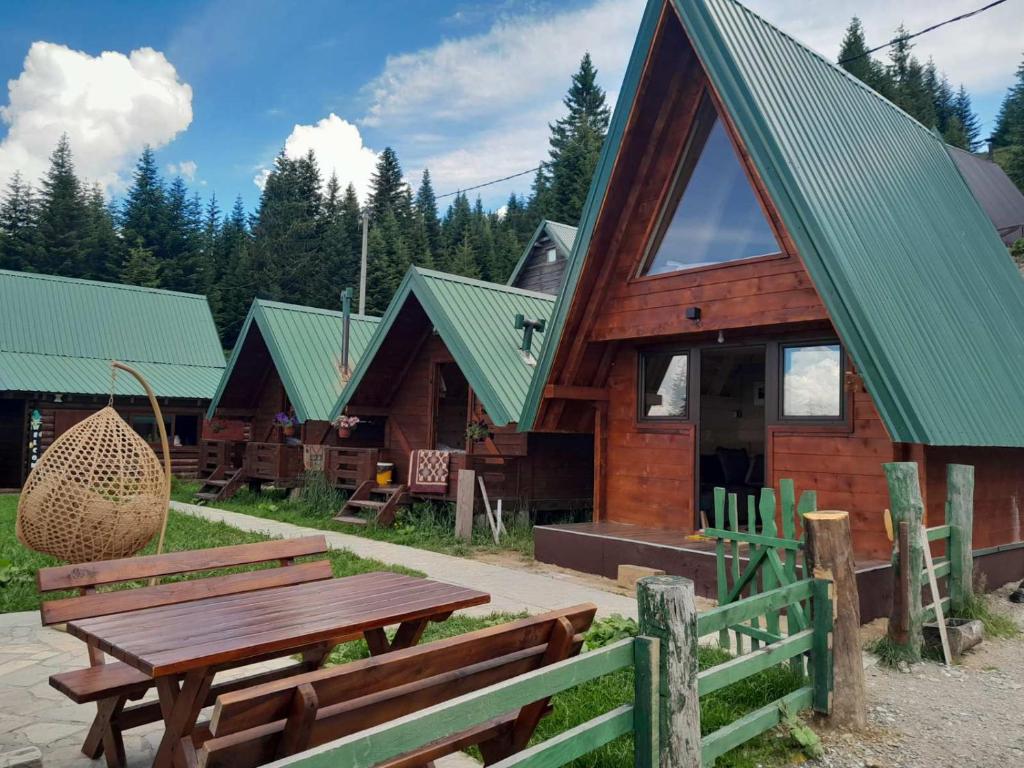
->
804, 511, 867, 730
947, 464, 975, 614
636, 576, 701, 768
454, 469, 475, 541
884, 462, 925, 660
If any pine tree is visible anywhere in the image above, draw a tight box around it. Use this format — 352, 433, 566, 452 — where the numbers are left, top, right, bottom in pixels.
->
414, 169, 442, 262
216, 196, 254, 346
35, 135, 88, 276
367, 147, 407, 222
952, 86, 982, 151
121, 147, 166, 259
80, 185, 123, 282
991, 56, 1024, 191
837, 17, 891, 97
160, 176, 202, 292
120, 245, 161, 287
545, 54, 610, 225
447, 235, 481, 279
887, 31, 935, 128
0, 173, 40, 272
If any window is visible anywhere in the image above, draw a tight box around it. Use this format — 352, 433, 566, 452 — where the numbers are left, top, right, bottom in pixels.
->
640, 92, 781, 277
781, 344, 843, 419
130, 414, 173, 444
545, 247, 558, 263
640, 351, 689, 419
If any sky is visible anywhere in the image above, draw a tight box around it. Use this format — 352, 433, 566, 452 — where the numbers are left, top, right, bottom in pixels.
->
0, 0, 1020, 214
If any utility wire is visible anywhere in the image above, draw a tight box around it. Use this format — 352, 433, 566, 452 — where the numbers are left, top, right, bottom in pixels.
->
838, 0, 1010, 63
436, 163, 546, 200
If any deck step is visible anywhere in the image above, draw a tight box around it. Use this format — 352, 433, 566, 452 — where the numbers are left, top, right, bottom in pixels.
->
346, 499, 385, 510
371, 485, 404, 494
194, 492, 218, 501
334, 514, 370, 526
202, 479, 228, 487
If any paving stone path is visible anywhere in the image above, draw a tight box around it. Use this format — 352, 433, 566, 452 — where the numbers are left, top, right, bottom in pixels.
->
170, 500, 640, 618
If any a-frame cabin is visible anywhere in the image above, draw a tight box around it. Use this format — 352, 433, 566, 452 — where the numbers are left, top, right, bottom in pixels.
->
333, 267, 592, 513
521, 0, 1024, 607
200, 299, 381, 500
507, 219, 577, 294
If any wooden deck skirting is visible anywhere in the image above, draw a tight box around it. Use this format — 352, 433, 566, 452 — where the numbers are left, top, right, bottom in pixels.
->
534, 522, 1024, 624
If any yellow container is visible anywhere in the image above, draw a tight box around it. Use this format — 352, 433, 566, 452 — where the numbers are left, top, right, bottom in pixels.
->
376, 462, 394, 486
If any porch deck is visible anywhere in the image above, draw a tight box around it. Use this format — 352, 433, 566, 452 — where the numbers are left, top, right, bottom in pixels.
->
534, 521, 894, 622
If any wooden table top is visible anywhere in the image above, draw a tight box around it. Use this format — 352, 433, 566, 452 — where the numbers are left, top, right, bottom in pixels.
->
66, 572, 489, 677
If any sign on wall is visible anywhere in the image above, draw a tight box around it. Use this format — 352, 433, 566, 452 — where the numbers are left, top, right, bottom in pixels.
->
28, 409, 42, 469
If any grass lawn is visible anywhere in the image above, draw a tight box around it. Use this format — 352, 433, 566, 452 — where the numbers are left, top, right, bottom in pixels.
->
171, 474, 581, 559
0, 493, 421, 614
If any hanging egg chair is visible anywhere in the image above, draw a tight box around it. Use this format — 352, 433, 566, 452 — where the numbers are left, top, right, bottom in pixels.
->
16, 362, 172, 564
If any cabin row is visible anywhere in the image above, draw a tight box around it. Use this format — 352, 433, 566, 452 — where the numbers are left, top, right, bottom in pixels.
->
3, 0, 1023, 610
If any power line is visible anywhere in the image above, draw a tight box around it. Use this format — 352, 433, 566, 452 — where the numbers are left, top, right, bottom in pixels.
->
839, 0, 1010, 64
436, 163, 545, 200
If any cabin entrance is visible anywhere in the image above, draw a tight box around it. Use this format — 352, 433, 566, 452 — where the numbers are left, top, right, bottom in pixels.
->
697, 346, 766, 525
0, 399, 25, 488
432, 362, 469, 451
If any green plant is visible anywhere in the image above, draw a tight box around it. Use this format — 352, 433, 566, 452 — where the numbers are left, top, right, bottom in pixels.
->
298, 471, 345, 518
0, 559, 33, 587
465, 419, 490, 442
955, 591, 1020, 639
584, 614, 639, 650
865, 634, 920, 668
780, 704, 823, 758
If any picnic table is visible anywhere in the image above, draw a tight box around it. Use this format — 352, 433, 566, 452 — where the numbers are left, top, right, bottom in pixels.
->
65, 571, 489, 768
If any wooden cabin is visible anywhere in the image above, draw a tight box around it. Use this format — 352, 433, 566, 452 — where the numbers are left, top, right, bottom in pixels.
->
519, 0, 1024, 606
949, 146, 1024, 246
507, 220, 577, 295
334, 267, 592, 513
0, 269, 225, 488
200, 299, 380, 499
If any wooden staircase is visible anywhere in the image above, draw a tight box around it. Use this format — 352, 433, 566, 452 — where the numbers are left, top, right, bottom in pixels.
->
334, 481, 409, 527
194, 466, 246, 502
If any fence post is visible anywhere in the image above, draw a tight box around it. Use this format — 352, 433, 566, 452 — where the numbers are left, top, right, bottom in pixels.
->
804, 511, 866, 729
947, 464, 974, 614
454, 469, 475, 541
636, 575, 701, 768
884, 462, 925, 661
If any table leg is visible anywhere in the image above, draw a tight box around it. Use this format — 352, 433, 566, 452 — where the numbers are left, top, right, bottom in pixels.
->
153, 669, 213, 768
390, 618, 429, 650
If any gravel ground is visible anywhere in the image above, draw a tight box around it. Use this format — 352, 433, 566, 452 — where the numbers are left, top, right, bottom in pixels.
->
809, 582, 1024, 768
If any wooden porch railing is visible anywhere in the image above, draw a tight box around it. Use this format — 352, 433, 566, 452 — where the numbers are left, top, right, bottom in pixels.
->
324, 447, 379, 490
244, 441, 303, 481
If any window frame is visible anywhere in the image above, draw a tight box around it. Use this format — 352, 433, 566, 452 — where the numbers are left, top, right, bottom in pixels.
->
637, 347, 692, 423
777, 341, 846, 423
636, 89, 784, 279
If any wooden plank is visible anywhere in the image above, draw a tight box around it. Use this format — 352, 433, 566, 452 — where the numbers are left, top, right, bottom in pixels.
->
702, 528, 802, 551
488, 706, 633, 768
713, 487, 728, 649
698, 580, 814, 638
701, 687, 813, 766
632, 637, 659, 768
542, 385, 610, 401
884, 462, 925, 660
262, 640, 637, 768
727, 494, 743, 655
731, 625, 783, 645
37, 536, 329, 592
747, 495, 761, 651
42, 560, 333, 625
926, 560, 951, 580
921, 526, 952, 666
810, 578, 833, 714
454, 469, 475, 541
759, 488, 780, 639
926, 525, 951, 542
697, 629, 813, 696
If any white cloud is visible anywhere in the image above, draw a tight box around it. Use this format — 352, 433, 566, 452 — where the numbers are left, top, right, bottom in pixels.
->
0, 42, 193, 193
254, 113, 378, 203
167, 159, 197, 181
745, 1, 1021, 94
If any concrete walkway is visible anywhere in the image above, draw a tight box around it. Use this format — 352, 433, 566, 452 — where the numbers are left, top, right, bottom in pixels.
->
170, 500, 638, 618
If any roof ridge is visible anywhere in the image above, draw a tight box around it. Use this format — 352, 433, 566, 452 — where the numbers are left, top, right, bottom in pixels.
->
414, 267, 556, 301
0, 349, 225, 369
714, 0, 941, 143
0, 268, 210, 300
255, 298, 381, 321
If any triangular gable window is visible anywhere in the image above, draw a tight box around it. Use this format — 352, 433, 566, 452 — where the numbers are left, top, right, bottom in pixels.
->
640, 92, 781, 276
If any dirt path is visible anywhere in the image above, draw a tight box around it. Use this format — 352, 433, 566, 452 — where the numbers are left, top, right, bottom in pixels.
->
812, 583, 1024, 767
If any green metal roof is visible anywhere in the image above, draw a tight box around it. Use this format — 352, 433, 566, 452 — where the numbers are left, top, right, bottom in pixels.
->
207, 299, 380, 423
506, 220, 578, 286
0, 269, 224, 399
522, 0, 1024, 448
333, 268, 556, 427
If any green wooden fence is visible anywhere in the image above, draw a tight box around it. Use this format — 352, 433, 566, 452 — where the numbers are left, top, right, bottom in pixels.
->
704, 479, 817, 657
272, 574, 834, 768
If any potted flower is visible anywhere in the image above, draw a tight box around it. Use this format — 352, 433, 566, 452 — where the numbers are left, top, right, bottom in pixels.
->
465, 419, 490, 444
334, 414, 360, 439
274, 412, 296, 437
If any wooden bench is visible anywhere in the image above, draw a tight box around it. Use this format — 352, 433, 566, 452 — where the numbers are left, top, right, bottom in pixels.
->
199, 603, 598, 768
38, 536, 336, 768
